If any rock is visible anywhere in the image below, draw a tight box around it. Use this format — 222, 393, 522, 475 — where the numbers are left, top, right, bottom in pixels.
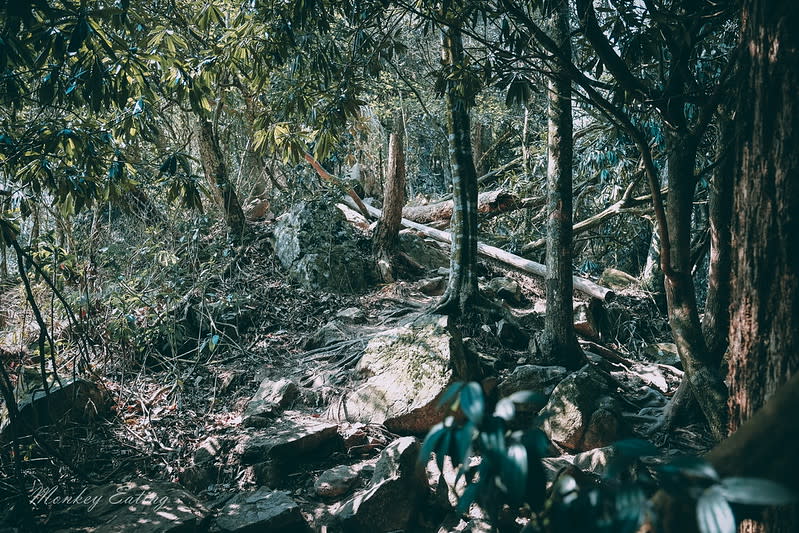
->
498, 365, 568, 398
303, 320, 347, 350
194, 436, 223, 464
215, 488, 310, 533
644, 342, 682, 368
242, 378, 299, 427
314, 465, 360, 499
76, 479, 208, 532
327, 314, 476, 434
336, 307, 367, 324
418, 276, 446, 296
273, 200, 369, 293
398, 231, 450, 271
1, 377, 108, 442
495, 319, 529, 350
337, 437, 427, 532
486, 277, 523, 306
581, 400, 621, 450
235, 413, 341, 465
598, 268, 638, 290
538, 366, 613, 452
572, 445, 621, 477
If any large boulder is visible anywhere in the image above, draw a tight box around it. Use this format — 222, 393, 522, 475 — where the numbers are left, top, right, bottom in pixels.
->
337, 437, 428, 532
538, 366, 621, 452
234, 414, 341, 465
327, 314, 477, 434
273, 200, 369, 292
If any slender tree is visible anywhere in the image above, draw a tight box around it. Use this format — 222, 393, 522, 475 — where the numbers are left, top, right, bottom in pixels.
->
538, 0, 583, 370
434, 21, 483, 319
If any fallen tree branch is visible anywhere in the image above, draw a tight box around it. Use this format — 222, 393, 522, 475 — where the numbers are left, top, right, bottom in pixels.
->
402, 189, 544, 224
520, 184, 664, 254
342, 196, 615, 302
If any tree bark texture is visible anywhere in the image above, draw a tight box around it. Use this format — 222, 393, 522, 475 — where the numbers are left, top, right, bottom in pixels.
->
727, 1, 799, 530
373, 112, 407, 282
198, 118, 246, 240
538, 0, 582, 370
436, 25, 481, 318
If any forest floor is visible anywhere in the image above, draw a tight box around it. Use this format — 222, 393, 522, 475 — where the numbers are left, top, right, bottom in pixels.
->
0, 220, 715, 532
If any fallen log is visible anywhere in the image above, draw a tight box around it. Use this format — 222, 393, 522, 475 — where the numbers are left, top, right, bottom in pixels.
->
402, 190, 544, 224
342, 197, 615, 302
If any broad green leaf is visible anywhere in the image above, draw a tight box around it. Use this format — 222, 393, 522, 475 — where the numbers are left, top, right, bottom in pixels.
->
460, 382, 485, 425
613, 439, 658, 458
452, 421, 475, 467
419, 421, 447, 466
614, 484, 647, 533
505, 390, 546, 405
437, 382, 465, 409
696, 486, 735, 533
718, 477, 798, 506
501, 443, 528, 503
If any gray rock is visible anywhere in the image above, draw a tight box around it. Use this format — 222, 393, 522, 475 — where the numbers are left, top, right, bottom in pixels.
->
235, 414, 341, 465
327, 314, 476, 434
314, 465, 360, 499
303, 320, 348, 350
539, 366, 613, 452
78, 479, 208, 532
398, 231, 450, 271
1, 377, 108, 442
487, 277, 523, 306
215, 488, 309, 533
273, 200, 368, 293
336, 307, 367, 324
194, 436, 223, 464
572, 445, 620, 477
495, 319, 529, 349
498, 365, 568, 398
418, 276, 446, 296
242, 378, 299, 427
337, 437, 427, 532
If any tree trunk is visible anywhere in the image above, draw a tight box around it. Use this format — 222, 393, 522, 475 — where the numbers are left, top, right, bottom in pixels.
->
537, 0, 583, 370
373, 112, 407, 282
197, 118, 246, 241
435, 24, 482, 319
663, 131, 728, 441
701, 111, 733, 367
726, 1, 799, 529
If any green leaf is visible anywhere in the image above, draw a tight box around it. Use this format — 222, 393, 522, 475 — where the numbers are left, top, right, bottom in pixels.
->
494, 397, 515, 421
613, 439, 659, 458
614, 484, 647, 533
437, 382, 465, 409
452, 421, 475, 467
656, 456, 720, 485
718, 477, 798, 507
460, 382, 485, 425
501, 443, 528, 504
696, 486, 735, 533
436, 427, 453, 472
419, 421, 448, 466
505, 390, 547, 405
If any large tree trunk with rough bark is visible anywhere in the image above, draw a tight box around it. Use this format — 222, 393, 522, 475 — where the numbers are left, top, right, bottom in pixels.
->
435, 24, 482, 319
197, 118, 246, 241
373, 112, 406, 282
537, 0, 583, 370
726, 1, 799, 529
